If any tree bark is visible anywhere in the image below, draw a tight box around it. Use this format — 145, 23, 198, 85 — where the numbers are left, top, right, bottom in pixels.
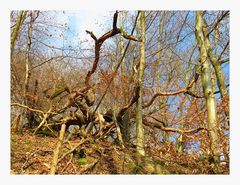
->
201, 18, 229, 128
23, 12, 34, 106
19, 12, 35, 133
136, 11, 146, 157
119, 12, 131, 143
11, 11, 26, 60
202, 18, 228, 99
195, 11, 221, 165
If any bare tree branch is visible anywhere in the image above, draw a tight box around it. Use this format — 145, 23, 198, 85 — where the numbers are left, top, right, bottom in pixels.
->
11, 102, 56, 115
93, 11, 141, 113
143, 73, 199, 108
206, 11, 229, 37
220, 58, 229, 64
144, 121, 206, 135
85, 11, 141, 87
217, 40, 229, 62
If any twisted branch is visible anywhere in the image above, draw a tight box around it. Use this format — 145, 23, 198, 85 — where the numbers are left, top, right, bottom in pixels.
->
85, 11, 141, 87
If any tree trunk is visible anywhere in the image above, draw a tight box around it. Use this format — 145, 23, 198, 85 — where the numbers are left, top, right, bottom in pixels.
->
136, 11, 146, 157
156, 13, 170, 143
23, 12, 34, 106
11, 11, 26, 133
19, 12, 34, 133
11, 11, 26, 60
201, 19, 229, 128
195, 11, 221, 165
119, 12, 131, 143
120, 12, 125, 74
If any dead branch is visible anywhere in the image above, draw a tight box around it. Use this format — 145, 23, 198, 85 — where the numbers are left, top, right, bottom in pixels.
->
61, 153, 74, 173
58, 86, 89, 112
144, 115, 166, 125
33, 106, 53, 135
143, 73, 199, 108
60, 141, 75, 173
185, 91, 204, 98
113, 11, 118, 31
79, 159, 100, 174
21, 149, 41, 172
58, 138, 91, 163
144, 121, 206, 135
93, 12, 141, 114
11, 103, 57, 115
85, 11, 141, 87
11, 102, 58, 134
96, 123, 115, 140
85, 30, 97, 41
50, 123, 66, 174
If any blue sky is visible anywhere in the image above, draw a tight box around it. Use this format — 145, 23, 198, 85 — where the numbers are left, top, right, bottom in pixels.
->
63, 10, 113, 42
43, 11, 114, 57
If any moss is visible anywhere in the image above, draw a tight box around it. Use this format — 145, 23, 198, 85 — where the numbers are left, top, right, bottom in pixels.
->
77, 157, 87, 165
129, 162, 137, 169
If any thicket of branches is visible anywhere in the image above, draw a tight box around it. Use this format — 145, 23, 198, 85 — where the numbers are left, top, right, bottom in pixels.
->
10, 10, 229, 174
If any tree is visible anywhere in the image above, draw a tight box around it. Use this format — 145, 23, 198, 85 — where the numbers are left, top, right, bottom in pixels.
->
195, 11, 221, 165
202, 12, 229, 127
119, 11, 131, 143
136, 11, 146, 158
11, 11, 26, 60
10, 10, 229, 174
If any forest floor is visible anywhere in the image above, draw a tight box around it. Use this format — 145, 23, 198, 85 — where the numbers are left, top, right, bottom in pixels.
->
10, 130, 229, 175
11, 129, 138, 174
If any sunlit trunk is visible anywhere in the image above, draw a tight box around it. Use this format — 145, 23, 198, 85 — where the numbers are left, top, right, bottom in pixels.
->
11, 11, 26, 59
136, 11, 146, 157
202, 21, 229, 128
195, 11, 221, 165
202, 16, 228, 99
